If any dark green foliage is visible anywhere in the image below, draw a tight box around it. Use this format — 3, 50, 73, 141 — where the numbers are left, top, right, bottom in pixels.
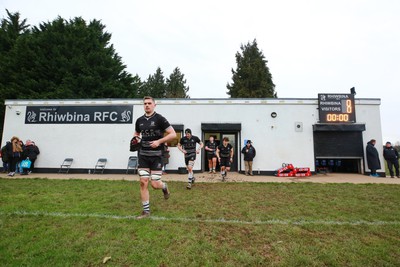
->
0, 9, 30, 51
227, 39, 277, 98
138, 67, 167, 98
166, 67, 189, 98
0, 10, 31, 143
7, 16, 138, 99
0, 11, 141, 143
138, 66, 190, 99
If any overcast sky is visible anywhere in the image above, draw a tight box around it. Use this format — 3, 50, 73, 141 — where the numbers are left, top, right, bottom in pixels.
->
1, 0, 399, 142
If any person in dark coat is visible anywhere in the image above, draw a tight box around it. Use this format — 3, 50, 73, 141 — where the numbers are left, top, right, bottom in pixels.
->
366, 139, 381, 177
241, 140, 256, 176
21, 140, 40, 174
1, 141, 11, 173
383, 141, 399, 178
6, 136, 23, 176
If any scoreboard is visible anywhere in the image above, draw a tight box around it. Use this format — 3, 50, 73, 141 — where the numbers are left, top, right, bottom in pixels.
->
318, 94, 356, 123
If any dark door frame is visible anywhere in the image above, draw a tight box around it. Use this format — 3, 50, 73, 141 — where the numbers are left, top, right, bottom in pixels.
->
201, 123, 242, 173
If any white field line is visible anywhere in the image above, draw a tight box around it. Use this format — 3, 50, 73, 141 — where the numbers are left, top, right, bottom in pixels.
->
1, 210, 400, 226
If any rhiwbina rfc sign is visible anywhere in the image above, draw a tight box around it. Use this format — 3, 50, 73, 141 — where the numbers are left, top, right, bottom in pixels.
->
25, 105, 133, 124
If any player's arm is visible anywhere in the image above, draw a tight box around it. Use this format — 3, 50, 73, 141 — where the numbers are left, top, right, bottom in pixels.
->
150, 126, 176, 148
177, 139, 186, 154
205, 143, 214, 152
160, 126, 176, 144
177, 143, 183, 153
134, 119, 141, 138
205, 143, 210, 151
230, 148, 234, 162
216, 147, 221, 161
133, 131, 141, 142
196, 141, 204, 154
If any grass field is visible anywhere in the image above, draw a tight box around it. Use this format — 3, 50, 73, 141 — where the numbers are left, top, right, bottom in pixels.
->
1, 178, 400, 266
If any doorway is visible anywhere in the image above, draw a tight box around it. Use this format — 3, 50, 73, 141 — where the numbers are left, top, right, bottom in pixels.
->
201, 123, 242, 173
315, 158, 363, 173
203, 132, 238, 172
313, 124, 365, 173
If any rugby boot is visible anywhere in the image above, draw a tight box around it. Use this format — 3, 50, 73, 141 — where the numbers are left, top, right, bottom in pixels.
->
222, 173, 226, 182
162, 183, 170, 199
136, 211, 150, 219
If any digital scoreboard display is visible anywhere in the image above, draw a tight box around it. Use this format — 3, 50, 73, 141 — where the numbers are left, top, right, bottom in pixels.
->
318, 94, 356, 123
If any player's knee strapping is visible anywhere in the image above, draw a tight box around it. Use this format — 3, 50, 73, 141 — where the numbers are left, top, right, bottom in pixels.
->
151, 173, 162, 181
138, 169, 150, 179
188, 161, 195, 168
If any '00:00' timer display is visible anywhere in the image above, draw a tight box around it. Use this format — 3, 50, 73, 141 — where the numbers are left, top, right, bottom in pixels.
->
318, 94, 356, 123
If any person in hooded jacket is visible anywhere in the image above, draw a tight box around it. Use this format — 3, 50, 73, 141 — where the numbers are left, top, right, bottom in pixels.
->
366, 139, 381, 177
241, 140, 256, 176
21, 140, 40, 174
383, 141, 399, 178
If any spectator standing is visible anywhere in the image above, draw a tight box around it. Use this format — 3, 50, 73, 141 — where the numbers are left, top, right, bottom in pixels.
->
241, 140, 256, 176
1, 141, 10, 173
22, 140, 40, 174
6, 136, 23, 176
383, 141, 399, 178
366, 139, 381, 177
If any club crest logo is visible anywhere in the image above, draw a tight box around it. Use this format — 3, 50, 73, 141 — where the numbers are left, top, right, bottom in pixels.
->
120, 110, 132, 122
26, 111, 37, 122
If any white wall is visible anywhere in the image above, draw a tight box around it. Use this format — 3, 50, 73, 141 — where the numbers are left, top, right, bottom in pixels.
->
154, 100, 317, 172
1, 98, 383, 173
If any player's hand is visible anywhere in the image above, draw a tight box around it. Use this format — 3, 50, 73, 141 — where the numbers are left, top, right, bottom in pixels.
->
150, 140, 160, 148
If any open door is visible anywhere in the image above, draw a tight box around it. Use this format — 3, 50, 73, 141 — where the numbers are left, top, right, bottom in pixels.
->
203, 132, 239, 172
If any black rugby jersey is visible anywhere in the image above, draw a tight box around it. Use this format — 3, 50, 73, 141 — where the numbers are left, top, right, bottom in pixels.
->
135, 112, 171, 156
205, 141, 217, 155
218, 143, 233, 158
180, 136, 201, 156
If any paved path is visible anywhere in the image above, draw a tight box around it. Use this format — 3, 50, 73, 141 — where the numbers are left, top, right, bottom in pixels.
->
1, 172, 400, 184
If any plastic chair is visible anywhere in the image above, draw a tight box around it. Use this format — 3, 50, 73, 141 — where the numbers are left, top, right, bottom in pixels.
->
93, 158, 107, 174
59, 158, 73, 174
126, 156, 138, 174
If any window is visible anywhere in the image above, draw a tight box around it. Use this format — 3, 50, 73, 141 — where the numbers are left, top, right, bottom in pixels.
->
166, 131, 182, 147
166, 124, 183, 147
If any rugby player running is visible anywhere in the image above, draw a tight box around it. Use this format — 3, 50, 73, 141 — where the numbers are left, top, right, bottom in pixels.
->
178, 128, 204, 189
216, 137, 234, 181
134, 96, 176, 219
205, 135, 218, 174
